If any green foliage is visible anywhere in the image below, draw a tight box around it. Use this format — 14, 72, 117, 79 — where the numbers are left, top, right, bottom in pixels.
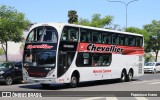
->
0, 5, 30, 43
144, 53, 154, 63
76, 14, 113, 28
0, 5, 30, 61
0, 48, 4, 55
68, 10, 78, 23
143, 20, 160, 61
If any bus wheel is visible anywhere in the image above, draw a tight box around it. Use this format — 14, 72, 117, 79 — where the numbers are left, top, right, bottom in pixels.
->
120, 70, 127, 82
127, 70, 133, 81
5, 76, 13, 85
69, 75, 78, 88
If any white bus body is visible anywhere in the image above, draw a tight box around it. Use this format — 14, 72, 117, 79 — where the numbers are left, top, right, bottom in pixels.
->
23, 23, 144, 87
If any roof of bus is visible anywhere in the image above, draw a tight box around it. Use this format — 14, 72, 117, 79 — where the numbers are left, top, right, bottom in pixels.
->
30, 23, 143, 37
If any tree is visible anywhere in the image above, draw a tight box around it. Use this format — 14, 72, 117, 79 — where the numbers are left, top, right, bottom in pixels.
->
143, 20, 160, 62
68, 10, 78, 23
76, 14, 113, 28
0, 5, 30, 62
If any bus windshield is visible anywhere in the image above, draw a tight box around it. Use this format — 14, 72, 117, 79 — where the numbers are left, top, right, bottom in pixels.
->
24, 50, 56, 67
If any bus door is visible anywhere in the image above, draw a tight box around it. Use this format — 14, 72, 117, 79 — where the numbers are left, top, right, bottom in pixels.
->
58, 52, 67, 77
58, 52, 75, 78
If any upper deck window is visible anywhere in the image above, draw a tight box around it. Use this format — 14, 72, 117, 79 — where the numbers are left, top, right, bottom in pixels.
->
102, 32, 111, 44
26, 26, 58, 43
80, 29, 91, 42
61, 26, 79, 42
112, 34, 119, 45
92, 31, 101, 43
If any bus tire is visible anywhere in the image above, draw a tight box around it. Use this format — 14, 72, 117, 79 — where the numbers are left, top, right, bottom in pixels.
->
120, 70, 127, 82
69, 74, 79, 88
127, 70, 133, 81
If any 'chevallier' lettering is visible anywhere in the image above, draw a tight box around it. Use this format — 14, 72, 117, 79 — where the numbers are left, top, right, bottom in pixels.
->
87, 44, 123, 53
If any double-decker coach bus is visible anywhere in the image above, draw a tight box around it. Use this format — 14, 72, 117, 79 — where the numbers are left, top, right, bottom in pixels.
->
23, 23, 144, 88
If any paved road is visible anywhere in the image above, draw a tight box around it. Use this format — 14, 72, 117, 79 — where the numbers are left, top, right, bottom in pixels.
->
0, 73, 160, 100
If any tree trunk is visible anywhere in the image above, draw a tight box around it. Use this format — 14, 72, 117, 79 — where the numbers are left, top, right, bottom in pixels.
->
2, 41, 8, 62
155, 51, 159, 62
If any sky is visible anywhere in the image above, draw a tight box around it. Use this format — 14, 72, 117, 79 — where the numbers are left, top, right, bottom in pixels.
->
0, 0, 160, 29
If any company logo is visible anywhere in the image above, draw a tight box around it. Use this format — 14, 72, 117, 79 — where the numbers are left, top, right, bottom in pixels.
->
26, 44, 53, 49
87, 44, 124, 53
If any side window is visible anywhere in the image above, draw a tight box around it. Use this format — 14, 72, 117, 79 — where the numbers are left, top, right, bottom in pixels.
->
76, 53, 92, 66
112, 34, 119, 45
136, 37, 143, 47
92, 31, 101, 43
68, 28, 78, 41
76, 53, 112, 67
120, 35, 126, 45
92, 54, 101, 66
128, 36, 136, 46
102, 33, 111, 44
92, 53, 112, 66
61, 26, 79, 41
80, 29, 91, 42
102, 54, 112, 66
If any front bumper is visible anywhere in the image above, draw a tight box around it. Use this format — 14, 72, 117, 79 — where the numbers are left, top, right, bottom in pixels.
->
144, 69, 154, 73
24, 77, 57, 84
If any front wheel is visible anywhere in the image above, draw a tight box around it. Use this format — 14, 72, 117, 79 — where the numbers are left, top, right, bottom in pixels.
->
69, 75, 79, 88
5, 76, 13, 85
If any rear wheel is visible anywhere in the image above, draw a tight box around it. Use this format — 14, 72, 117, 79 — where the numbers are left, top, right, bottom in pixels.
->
127, 70, 133, 81
120, 71, 127, 82
5, 76, 13, 85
